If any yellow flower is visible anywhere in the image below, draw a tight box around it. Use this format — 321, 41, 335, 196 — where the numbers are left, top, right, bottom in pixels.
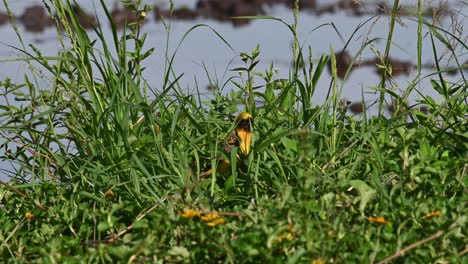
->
275, 224, 299, 243
422, 211, 441, 220
277, 232, 293, 242
179, 209, 202, 219
286, 224, 298, 234
201, 212, 219, 222
104, 189, 115, 198
312, 258, 326, 264
25, 212, 34, 219
368, 216, 390, 224
206, 218, 226, 227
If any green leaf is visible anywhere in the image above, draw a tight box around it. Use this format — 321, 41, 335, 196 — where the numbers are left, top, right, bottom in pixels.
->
168, 246, 190, 258
97, 221, 110, 232
349, 180, 377, 215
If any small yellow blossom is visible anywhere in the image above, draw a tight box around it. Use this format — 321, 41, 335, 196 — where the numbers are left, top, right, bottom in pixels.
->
368, 216, 390, 224
25, 212, 34, 219
140, 11, 147, 18
179, 209, 202, 219
277, 232, 293, 242
312, 258, 326, 264
275, 225, 299, 243
422, 211, 441, 220
104, 190, 115, 198
200, 212, 219, 222
206, 218, 226, 227
286, 224, 298, 234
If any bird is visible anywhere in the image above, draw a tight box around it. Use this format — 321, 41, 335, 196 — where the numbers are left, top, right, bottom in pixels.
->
200, 112, 253, 178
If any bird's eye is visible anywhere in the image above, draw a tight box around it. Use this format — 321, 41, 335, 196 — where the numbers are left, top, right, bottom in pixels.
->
238, 119, 252, 130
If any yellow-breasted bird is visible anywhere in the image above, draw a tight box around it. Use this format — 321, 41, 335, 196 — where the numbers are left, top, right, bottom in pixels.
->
200, 112, 253, 178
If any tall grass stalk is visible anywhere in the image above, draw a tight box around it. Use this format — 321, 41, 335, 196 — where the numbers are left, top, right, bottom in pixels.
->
378, 0, 399, 116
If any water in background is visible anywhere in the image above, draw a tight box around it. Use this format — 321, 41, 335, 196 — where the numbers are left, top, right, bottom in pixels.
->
0, 0, 466, 181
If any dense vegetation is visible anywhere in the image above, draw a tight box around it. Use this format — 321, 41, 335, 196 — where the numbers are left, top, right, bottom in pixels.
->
0, 0, 466, 262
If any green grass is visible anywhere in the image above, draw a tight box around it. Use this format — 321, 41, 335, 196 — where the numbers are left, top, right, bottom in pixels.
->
0, 0, 467, 262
